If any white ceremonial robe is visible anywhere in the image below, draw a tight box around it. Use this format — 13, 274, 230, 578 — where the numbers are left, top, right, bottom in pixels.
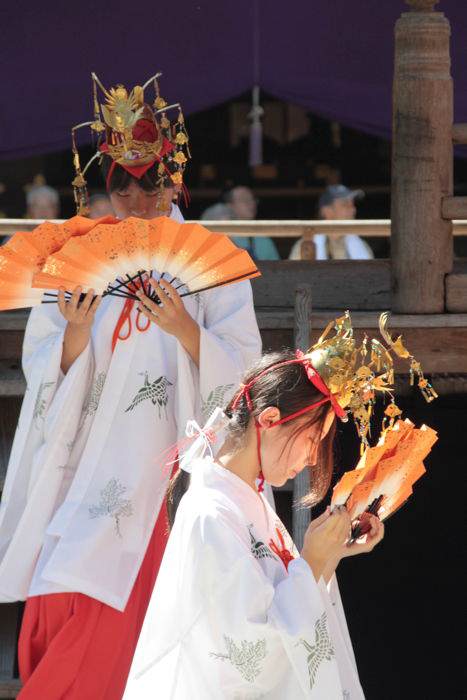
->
124, 457, 365, 699
0, 205, 262, 611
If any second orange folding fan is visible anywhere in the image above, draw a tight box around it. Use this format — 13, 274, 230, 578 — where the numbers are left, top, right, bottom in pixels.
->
0, 215, 117, 310
331, 419, 437, 538
32, 216, 260, 299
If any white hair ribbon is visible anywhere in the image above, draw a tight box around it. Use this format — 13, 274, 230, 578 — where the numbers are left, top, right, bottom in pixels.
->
179, 407, 230, 473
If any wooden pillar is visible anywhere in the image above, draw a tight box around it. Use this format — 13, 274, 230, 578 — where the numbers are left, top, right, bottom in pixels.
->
391, 0, 453, 313
292, 284, 312, 549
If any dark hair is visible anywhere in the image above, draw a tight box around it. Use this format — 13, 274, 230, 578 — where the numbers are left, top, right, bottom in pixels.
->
100, 155, 173, 194
167, 350, 336, 527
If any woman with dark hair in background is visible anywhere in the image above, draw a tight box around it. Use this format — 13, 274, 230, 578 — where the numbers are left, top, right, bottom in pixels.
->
0, 73, 262, 699
125, 348, 384, 699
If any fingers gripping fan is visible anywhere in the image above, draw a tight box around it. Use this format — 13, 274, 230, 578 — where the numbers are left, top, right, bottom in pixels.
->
331, 419, 438, 539
0, 215, 117, 310
32, 217, 260, 301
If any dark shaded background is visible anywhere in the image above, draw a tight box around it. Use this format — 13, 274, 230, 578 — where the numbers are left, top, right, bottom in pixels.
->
276, 391, 465, 699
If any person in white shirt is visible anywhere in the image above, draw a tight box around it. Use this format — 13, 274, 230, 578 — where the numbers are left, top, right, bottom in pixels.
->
289, 185, 373, 261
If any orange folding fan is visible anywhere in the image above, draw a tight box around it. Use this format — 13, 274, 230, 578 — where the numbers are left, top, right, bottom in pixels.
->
31, 216, 260, 303
331, 419, 437, 540
0, 215, 117, 310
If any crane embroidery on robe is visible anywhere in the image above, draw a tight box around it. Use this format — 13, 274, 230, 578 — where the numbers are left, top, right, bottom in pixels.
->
297, 612, 335, 689
88, 477, 133, 538
248, 527, 277, 562
201, 384, 234, 422
125, 372, 173, 419
32, 381, 55, 428
210, 636, 267, 683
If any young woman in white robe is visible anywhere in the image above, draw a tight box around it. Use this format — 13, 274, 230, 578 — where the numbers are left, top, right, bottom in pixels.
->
124, 351, 384, 699
0, 148, 262, 698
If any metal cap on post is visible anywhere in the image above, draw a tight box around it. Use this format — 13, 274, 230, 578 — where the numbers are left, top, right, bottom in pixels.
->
292, 284, 312, 549
391, 0, 453, 313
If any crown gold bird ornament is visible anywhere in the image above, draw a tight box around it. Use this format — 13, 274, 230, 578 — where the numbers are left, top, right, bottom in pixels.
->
301, 311, 437, 451
71, 72, 191, 215
302, 311, 438, 539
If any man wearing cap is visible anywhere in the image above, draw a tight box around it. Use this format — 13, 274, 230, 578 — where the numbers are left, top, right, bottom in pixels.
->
289, 184, 373, 260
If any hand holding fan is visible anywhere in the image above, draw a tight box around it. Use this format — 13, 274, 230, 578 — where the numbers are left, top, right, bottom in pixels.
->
331, 419, 438, 540
32, 217, 260, 303
0, 215, 117, 310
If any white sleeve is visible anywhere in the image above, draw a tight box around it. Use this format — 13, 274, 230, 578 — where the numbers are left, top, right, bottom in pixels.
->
0, 304, 94, 600
172, 280, 261, 459
21, 302, 94, 425
198, 281, 261, 421
152, 512, 343, 697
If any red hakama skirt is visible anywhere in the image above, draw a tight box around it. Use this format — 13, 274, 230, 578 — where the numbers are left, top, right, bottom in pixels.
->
17, 500, 169, 699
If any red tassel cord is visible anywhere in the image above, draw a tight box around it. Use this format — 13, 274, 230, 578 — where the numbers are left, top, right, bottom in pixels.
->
269, 527, 295, 571
111, 278, 151, 353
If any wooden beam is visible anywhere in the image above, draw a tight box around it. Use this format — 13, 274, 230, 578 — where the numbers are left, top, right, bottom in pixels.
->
4, 315, 467, 393
258, 325, 467, 374
446, 273, 467, 312
442, 196, 467, 220
391, 4, 453, 312
0, 678, 21, 699
3, 218, 467, 238
253, 260, 390, 309
256, 309, 467, 329
0, 366, 25, 396
0, 604, 21, 692
452, 123, 467, 144
292, 285, 313, 548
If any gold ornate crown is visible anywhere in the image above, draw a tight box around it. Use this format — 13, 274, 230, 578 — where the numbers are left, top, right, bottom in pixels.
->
71, 72, 190, 215
306, 311, 437, 449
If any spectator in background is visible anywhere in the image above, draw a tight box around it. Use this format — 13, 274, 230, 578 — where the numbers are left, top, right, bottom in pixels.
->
201, 185, 280, 260
26, 185, 60, 220
289, 184, 373, 260
88, 193, 114, 219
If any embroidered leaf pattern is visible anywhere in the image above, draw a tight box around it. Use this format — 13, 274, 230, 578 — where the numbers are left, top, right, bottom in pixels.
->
83, 371, 107, 418
125, 372, 173, 419
32, 381, 55, 428
210, 636, 267, 683
249, 527, 277, 562
88, 478, 133, 538
201, 383, 234, 422
78, 371, 107, 431
297, 612, 335, 689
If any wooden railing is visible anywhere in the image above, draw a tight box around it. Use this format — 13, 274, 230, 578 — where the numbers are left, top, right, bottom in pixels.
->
2, 218, 467, 239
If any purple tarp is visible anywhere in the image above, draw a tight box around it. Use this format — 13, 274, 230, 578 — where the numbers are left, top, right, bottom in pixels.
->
1, 0, 466, 159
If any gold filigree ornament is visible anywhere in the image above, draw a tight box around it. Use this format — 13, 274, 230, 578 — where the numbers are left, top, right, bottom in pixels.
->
70, 71, 191, 214
379, 312, 438, 402
173, 151, 187, 165
304, 311, 437, 451
171, 172, 183, 185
